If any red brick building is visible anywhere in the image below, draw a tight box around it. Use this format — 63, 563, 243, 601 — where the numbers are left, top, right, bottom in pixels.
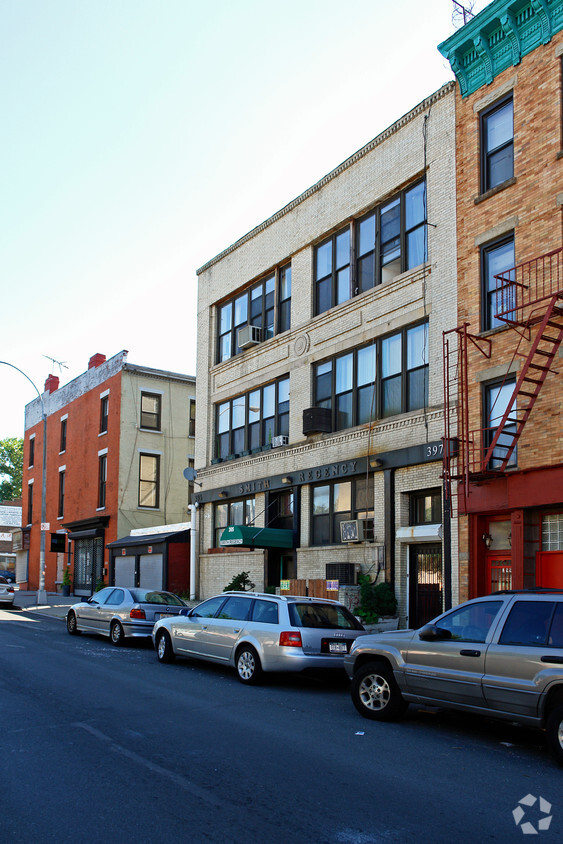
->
22, 351, 196, 596
439, 0, 563, 599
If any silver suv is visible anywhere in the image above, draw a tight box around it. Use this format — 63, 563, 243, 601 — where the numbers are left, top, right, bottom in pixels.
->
344, 591, 563, 764
152, 591, 368, 683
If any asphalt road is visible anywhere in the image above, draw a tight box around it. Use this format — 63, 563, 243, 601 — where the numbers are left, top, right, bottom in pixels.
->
0, 606, 561, 844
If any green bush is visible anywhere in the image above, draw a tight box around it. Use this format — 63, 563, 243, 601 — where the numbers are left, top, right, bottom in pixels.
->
223, 571, 255, 592
355, 576, 397, 624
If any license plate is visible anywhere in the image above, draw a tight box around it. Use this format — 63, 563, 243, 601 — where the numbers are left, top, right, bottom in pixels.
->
155, 612, 175, 620
329, 641, 347, 654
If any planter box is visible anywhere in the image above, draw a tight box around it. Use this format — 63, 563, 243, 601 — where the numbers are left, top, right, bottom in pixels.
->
359, 617, 399, 634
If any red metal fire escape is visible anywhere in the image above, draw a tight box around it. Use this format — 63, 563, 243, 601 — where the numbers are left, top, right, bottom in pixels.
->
443, 247, 563, 515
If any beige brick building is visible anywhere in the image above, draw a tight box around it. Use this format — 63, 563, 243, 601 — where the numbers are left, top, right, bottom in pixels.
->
439, 0, 563, 599
195, 82, 458, 626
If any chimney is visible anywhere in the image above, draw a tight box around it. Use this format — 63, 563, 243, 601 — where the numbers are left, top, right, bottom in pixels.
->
44, 374, 59, 393
88, 353, 106, 369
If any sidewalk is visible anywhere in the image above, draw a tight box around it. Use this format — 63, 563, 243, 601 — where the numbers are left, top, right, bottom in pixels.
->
14, 591, 75, 620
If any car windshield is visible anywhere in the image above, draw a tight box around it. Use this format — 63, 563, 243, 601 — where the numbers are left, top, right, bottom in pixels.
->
289, 602, 364, 630
131, 590, 185, 606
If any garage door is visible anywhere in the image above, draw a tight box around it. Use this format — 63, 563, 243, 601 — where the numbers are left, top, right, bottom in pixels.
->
114, 555, 136, 587
140, 554, 164, 590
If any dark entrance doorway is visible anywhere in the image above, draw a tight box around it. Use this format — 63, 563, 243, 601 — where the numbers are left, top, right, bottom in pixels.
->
409, 544, 443, 628
74, 536, 104, 596
266, 490, 295, 588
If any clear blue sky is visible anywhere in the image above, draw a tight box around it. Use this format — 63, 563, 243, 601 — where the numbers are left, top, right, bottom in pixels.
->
0, 0, 488, 441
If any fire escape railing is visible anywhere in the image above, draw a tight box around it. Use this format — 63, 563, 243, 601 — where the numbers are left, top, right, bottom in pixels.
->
443, 247, 563, 515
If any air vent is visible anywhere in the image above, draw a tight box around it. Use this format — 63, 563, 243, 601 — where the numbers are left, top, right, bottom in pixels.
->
271, 435, 289, 448
303, 406, 332, 436
238, 324, 262, 350
326, 563, 356, 585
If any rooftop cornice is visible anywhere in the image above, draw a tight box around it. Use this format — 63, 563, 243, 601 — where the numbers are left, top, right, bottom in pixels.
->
438, 0, 563, 97
196, 83, 455, 276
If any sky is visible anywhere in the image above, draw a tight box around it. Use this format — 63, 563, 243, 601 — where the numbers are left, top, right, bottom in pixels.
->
0, 0, 490, 441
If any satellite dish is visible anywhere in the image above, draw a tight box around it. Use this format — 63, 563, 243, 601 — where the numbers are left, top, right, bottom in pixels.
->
183, 467, 197, 481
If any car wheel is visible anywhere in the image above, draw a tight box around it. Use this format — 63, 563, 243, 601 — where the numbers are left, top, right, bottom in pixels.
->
66, 612, 80, 636
156, 630, 175, 664
110, 621, 124, 646
351, 662, 406, 721
546, 703, 563, 766
236, 645, 262, 685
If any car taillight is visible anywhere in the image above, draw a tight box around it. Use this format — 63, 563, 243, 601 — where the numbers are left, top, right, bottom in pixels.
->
130, 608, 146, 619
7, 587, 14, 593
279, 630, 302, 648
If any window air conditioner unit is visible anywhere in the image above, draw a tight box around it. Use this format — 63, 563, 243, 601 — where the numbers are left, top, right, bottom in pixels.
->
271, 435, 289, 448
340, 518, 375, 543
238, 324, 262, 350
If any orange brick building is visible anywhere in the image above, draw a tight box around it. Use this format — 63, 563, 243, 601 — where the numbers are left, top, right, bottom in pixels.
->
439, 0, 563, 599
22, 351, 196, 596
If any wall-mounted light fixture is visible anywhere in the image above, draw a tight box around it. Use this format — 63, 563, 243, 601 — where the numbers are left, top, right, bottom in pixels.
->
369, 457, 383, 469
482, 533, 492, 548
281, 476, 293, 485
218, 490, 229, 499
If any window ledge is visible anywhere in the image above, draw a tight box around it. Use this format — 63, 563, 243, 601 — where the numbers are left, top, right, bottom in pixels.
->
139, 428, 163, 434
98, 431, 107, 437
478, 324, 511, 338
96, 507, 106, 512
474, 177, 517, 205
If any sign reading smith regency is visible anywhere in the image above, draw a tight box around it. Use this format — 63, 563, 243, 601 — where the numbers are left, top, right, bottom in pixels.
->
194, 441, 444, 504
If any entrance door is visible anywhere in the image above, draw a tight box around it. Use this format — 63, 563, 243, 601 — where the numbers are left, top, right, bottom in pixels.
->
74, 537, 104, 596
409, 544, 443, 629
537, 552, 563, 588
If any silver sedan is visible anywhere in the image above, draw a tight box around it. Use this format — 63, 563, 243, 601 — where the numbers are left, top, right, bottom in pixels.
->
66, 586, 187, 645
0, 575, 17, 606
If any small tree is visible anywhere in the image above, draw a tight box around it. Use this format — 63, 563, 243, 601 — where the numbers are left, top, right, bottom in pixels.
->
224, 571, 255, 592
0, 437, 24, 501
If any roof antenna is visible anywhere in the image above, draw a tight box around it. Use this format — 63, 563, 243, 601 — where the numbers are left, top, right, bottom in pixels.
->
452, 0, 475, 27
43, 354, 69, 374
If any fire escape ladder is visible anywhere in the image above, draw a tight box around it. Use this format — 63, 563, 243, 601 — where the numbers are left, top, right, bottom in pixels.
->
481, 294, 563, 472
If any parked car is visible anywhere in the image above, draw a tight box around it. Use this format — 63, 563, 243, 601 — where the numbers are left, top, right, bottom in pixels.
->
0, 575, 18, 605
0, 570, 15, 582
66, 587, 187, 645
345, 590, 563, 764
152, 590, 368, 683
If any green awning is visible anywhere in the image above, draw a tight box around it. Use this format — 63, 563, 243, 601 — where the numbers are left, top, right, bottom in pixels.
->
220, 525, 294, 549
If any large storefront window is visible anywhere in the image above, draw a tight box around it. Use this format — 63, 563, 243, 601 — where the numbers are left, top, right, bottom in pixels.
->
214, 497, 256, 547
311, 477, 373, 546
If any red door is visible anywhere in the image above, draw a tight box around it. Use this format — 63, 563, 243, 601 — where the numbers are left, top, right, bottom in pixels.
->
537, 552, 563, 588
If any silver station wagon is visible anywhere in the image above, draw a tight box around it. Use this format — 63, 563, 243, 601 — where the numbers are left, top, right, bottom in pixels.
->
152, 591, 368, 683
345, 590, 563, 764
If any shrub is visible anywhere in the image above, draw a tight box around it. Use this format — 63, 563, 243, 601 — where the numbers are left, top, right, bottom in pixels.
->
355, 576, 397, 624
223, 571, 255, 592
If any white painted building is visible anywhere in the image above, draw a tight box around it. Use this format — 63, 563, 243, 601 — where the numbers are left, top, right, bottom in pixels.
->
194, 83, 458, 626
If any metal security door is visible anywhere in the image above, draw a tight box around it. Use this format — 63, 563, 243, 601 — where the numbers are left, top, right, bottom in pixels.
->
409, 544, 443, 629
74, 537, 104, 596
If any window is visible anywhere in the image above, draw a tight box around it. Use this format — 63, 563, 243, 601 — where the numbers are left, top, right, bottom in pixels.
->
98, 454, 107, 509
217, 596, 252, 621
140, 392, 161, 430
437, 600, 503, 643
499, 601, 555, 647
217, 263, 291, 362
58, 470, 65, 518
481, 96, 513, 193
60, 418, 67, 453
188, 399, 196, 437
482, 235, 515, 330
314, 323, 428, 431
100, 395, 109, 434
28, 436, 35, 468
484, 378, 517, 469
27, 482, 33, 525
315, 179, 427, 315
411, 489, 441, 524
542, 513, 563, 550
251, 600, 279, 624
214, 497, 255, 547
311, 477, 373, 546
215, 376, 289, 460
139, 453, 160, 508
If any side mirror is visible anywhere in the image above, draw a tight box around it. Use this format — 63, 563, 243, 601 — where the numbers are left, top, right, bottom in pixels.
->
419, 624, 452, 642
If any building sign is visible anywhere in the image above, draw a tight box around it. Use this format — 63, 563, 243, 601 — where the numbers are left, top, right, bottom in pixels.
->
280, 580, 290, 591
327, 580, 339, 591
0, 532, 13, 542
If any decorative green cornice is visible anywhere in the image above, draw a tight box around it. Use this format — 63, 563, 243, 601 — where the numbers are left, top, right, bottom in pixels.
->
438, 0, 563, 97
